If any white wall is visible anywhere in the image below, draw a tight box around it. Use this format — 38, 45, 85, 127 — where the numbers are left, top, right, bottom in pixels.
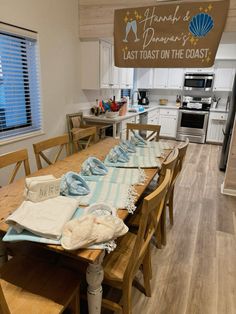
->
0, 0, 83, 184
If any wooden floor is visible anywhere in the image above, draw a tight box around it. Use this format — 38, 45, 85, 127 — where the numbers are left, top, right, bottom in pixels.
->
129, 142, 236, 314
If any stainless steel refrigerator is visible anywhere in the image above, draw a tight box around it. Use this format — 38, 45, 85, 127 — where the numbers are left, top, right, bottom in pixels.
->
219, 74, 236, 170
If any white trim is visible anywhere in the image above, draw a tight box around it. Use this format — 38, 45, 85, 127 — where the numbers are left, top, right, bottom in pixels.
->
221, 182, 236, 196
0, 130, 44, 146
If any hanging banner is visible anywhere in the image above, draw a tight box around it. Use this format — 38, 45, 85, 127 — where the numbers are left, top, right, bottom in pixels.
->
114, 0, 229, 67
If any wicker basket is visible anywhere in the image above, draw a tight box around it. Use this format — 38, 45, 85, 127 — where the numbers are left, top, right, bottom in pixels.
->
159, 99, 168, 105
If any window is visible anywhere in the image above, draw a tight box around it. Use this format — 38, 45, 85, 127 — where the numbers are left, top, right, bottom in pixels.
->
0, 23, 41, 141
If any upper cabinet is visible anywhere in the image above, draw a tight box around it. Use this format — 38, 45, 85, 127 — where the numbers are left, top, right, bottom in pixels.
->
153, 69, 168, 89
136, 69, 153, 89
213, 68, 235, 91
167, 69, 184, 89
119, 68, 134, 89
81, 40, 133, 89
137, 68, 183, 89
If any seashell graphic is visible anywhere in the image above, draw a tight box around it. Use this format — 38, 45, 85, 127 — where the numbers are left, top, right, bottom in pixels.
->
189, 13, 214, 37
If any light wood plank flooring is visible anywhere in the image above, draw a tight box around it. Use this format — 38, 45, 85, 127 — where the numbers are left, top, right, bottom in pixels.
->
130, 142, 236, 314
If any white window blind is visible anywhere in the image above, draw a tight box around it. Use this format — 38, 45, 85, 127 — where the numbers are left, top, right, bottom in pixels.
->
0, 23, 42, 141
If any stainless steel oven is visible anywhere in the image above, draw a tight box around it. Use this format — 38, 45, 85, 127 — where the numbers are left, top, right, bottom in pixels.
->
184, 73, 214, 92
176, 96, 211, 143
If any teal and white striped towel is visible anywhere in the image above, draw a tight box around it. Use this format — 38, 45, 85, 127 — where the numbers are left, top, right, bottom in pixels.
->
146, 141, 174, 150
104, 154, 161, 168
82, 167, 147, 185
3, 207, 117, 252
135, 145, 162, 157
75, 181, 137, 214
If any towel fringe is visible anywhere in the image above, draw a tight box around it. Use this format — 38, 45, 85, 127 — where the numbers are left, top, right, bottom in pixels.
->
126, 186, 138, 214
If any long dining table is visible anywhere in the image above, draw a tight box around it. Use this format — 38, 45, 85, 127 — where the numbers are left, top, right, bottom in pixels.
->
0, 137, 170, 314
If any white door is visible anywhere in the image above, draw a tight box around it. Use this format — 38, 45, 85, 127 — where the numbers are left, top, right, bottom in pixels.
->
159, 115, 177, 137
110, 46, 120, 88
100, 41, 112, 88
168, 69, 184, 89
136, 68, 153, 89
153, 68, 168, 88
213, 68, 235, 91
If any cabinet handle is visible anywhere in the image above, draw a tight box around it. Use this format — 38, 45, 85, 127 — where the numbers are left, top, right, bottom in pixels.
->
109, 83, 114, 86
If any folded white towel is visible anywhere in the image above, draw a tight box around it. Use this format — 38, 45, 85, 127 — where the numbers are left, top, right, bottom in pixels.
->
61, 214, 128, 251
6, 196, 79, 240
24, 175, 61, 202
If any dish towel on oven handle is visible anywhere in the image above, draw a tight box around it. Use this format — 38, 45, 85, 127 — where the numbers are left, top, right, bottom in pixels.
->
75, 181, 138, 214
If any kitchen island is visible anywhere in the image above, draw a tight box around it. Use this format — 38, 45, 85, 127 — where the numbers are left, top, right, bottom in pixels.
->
84, 103, 179, 138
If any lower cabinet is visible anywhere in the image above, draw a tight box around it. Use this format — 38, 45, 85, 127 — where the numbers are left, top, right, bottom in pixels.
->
159, 108, 178, 138
206, 112, 228, 143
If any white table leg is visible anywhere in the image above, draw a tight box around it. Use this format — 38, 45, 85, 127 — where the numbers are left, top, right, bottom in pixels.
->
112, 123, 117, 138
86, 251, 105, 314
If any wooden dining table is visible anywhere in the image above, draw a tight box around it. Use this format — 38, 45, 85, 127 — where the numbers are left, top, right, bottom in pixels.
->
0, 137, 169, 314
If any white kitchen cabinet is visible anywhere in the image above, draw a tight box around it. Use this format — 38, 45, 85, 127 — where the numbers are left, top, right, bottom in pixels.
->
100, 41, 112, 88
159, 108, 178, 138
168, 69, 184, 89
213, 68, 235, 91
185, 67, 215, 73
136, 69, 153, 89
153, 69, 168, 88
206, 111, 228, 143
81, 40, 121, 89
151, 68, 184, 89
119, 68, 134, 89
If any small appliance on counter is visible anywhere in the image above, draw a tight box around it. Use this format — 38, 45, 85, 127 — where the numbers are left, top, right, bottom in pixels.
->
138, 90, 149, 106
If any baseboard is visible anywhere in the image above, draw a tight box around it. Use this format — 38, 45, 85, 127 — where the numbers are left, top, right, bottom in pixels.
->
221, 182, 236, 196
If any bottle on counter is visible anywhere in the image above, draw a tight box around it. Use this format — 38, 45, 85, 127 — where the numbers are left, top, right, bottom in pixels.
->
176, 95, 181, 107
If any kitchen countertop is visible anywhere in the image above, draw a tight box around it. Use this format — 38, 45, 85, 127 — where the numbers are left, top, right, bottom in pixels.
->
83, 102, 179, 124
210, 107, 228, 113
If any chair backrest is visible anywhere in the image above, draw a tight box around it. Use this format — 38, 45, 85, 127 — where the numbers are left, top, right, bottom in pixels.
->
0, 149, 31, 184
33, 134, 70, 170
66, 112, 85, 142
124, 169, 171, 281
0, 283, 10, 314
177, 138, 189, 172
126, 123, 161, 141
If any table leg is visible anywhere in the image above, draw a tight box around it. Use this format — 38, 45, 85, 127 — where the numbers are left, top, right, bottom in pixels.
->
112, 123, 117, 138
0, 238, 8, 266
86, 251, 105, 314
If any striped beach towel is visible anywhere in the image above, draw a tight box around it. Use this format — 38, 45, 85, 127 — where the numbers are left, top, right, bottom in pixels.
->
104, 154, 161, 168
82, 167, 147, 185
75, 181, 137, 213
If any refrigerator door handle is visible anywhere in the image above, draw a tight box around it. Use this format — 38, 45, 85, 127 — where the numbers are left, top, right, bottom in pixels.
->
222, 128, 226, 135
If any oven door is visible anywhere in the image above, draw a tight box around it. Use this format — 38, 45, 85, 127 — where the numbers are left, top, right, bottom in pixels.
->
177, 110, 209, 135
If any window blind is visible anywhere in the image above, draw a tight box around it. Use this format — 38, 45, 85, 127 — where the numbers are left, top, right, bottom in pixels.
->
0, 24, 41, 141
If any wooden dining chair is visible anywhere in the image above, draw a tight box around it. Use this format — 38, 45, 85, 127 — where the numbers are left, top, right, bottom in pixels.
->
33, 134, 70, 170
0, 255, 80, 314
0, 149, 30, 184
66, 112, 98, 152
167, 138, 189, 226
126, 123, 161, 141
128, 149, 179, 248
102, 170, 171, 314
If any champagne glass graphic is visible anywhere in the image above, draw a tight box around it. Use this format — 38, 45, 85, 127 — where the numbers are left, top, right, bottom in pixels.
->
123, 20, 140, 42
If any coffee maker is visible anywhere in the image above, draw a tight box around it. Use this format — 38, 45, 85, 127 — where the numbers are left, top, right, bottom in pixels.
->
138, 90, 149, 105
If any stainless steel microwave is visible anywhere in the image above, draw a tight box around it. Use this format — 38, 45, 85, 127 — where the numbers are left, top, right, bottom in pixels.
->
183, 73, 214, 91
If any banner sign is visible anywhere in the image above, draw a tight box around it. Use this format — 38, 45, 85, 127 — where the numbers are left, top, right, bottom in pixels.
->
114, 0, 229, 67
